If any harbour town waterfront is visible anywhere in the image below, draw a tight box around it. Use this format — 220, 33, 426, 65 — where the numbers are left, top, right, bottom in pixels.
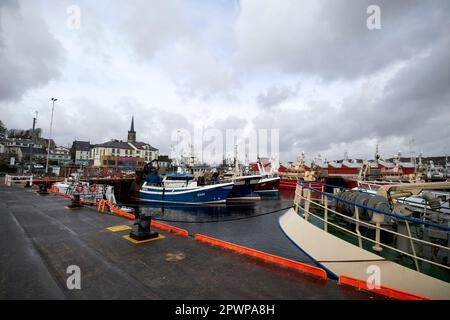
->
1, 1, 449, 311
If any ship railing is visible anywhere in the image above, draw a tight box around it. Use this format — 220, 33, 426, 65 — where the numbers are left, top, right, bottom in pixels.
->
322, 179, 447, 212
294, 181, 450, 277
4, 174, 33, 187
64, 183, 107, 199
356, 181, 395, 192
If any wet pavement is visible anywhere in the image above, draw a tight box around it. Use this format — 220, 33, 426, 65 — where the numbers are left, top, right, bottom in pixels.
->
0, 183, 384, 300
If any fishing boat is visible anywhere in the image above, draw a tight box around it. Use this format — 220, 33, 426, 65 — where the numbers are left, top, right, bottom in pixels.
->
255, 176, 280, 195
222, 172, 262, 202
278, 152, 325, 192
426, 160, 447, 182
216, 145, 262, 202
251, 157, 281, 195
139, 173, 234, 205
280, 180, 450, 299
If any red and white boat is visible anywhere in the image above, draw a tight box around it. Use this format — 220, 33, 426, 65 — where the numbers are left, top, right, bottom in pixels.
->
278, 152, 324, 191
250, 157, 281, 195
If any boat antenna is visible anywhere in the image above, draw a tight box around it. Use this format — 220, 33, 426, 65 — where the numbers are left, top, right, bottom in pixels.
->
234, 144, 239, 174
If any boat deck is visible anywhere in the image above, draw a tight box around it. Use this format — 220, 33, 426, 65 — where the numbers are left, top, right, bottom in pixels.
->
0, 183, 384, 299
280, 208, 450, 299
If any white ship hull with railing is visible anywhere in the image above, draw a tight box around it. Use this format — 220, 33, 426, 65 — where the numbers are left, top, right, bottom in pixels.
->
279, 180, 450, 299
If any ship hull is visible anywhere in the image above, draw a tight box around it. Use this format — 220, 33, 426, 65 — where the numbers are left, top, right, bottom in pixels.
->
255, 177, 280, 195
227, 176, 261, 202
279, 177, 298, 191
139, 182, 234, 204
279, 208, 450, 299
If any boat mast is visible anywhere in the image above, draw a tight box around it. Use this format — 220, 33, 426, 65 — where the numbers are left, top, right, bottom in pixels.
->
234, 144, 239, 175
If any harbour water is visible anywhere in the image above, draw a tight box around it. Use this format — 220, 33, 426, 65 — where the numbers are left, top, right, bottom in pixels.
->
123, 191, 311, 263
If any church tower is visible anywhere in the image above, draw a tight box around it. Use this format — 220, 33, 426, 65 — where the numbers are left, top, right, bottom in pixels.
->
127, 116, 136, 143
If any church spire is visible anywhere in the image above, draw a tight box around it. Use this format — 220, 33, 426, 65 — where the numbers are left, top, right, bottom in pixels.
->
127, 115, 136, 143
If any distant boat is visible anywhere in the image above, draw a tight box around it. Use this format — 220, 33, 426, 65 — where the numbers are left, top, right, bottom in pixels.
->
139, 173, 234, 205
255, 176, 280, 195
251, 157, 281, 195
222, 172, 261, 202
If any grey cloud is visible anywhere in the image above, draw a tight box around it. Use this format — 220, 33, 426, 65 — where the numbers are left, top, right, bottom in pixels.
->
140, 108, 195, 154
256, 84, 299, 109
339, 35, 450, 140
124, 1, 239, 101
125, 0, 192, 60
1, 1, 448, 163
10, 96, 195, 155
236, 0, 450, 81
251, 35, 450, 160
212, 116, 248, 131
0, 1, 64, 101
167, 40, 239, 101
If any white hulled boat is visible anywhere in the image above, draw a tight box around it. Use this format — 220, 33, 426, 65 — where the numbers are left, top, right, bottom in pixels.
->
280, 180, 450, 299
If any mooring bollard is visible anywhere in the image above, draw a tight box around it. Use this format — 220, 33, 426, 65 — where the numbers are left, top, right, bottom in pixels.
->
38, 184, 49, 195
68, 194, 83, 209
129, 211, 159, 241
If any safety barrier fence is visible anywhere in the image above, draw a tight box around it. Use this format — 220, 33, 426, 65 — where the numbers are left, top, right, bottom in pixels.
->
338, 275, 431, 300
294, 180, 450, 276
4, 175, 72, 186
4, 175, 33, 186
194, 234, 327, 279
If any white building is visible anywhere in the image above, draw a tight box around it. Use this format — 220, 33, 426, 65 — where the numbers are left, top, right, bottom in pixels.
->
89, 117, 158, 168
70, 141, 92, 165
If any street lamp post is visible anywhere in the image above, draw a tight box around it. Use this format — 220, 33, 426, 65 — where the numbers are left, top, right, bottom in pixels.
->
29, 111, 38, 175
46, 98, 58, 174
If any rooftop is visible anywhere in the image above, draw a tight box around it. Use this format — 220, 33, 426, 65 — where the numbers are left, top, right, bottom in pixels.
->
18, 146, 47, 155
71, 140, 91, 151
130, 141, 158, 151
94, 140, 133, 150
157, 155, 171, 162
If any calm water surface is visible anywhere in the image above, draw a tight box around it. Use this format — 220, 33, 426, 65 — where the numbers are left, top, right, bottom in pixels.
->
122, 190, 310, 262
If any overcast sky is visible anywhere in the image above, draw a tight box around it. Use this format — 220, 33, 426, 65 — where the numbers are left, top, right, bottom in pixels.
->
1, 0, 449, 163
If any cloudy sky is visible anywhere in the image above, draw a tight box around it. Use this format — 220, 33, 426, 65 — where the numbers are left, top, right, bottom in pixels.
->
1, 0, 449, 163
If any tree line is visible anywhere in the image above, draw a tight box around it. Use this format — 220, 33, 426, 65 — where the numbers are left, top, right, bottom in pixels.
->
1, 119, 42, 140
0, 120, 55, 148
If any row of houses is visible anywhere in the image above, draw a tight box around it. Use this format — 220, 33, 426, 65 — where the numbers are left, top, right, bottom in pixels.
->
0, 138, 70, 164
0, 117, 168, 173
71, 140, 158, 167
277, 152, 419, 178
69, 117, 159, 169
